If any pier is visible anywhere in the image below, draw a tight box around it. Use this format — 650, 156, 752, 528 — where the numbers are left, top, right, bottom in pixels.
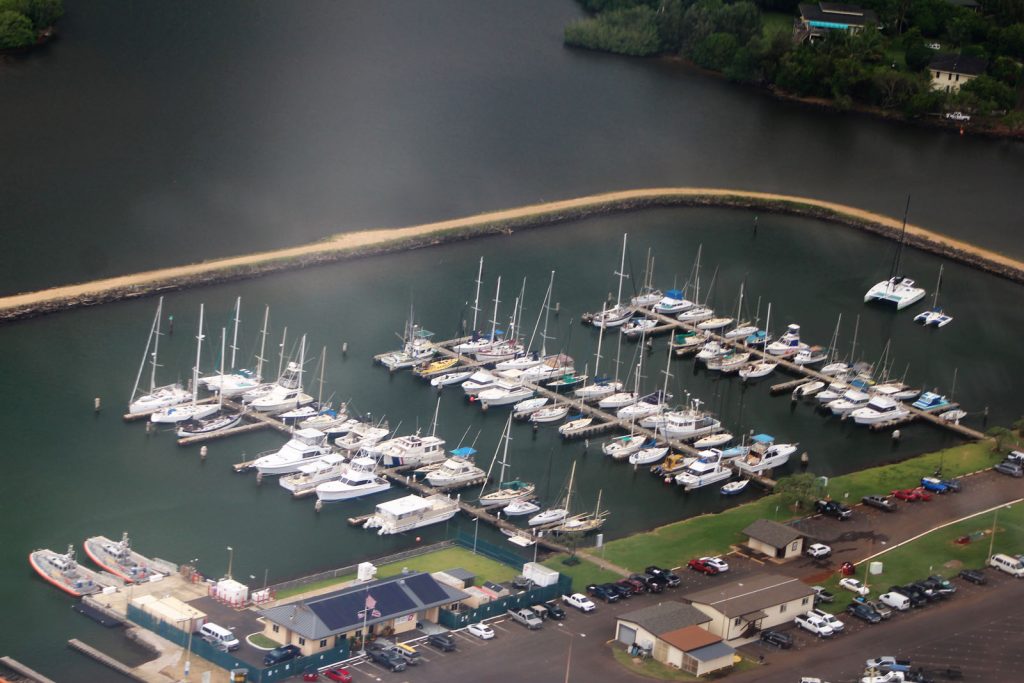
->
67, 639, 148, 682
0, 657, 57, 683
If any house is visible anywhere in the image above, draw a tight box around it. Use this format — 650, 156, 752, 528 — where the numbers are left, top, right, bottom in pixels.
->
929, 54, 988, 93
797, 3, 879, 41
259, 571, 467, 656
615, 602, 735, 676
742, 519, 804, 560
685, 573, 815, 641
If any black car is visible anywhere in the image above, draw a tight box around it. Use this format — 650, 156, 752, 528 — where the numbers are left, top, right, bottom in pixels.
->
759, 629, 793, 649
585, 583, 620, 603
367, 648, 407, 672
922, 575, 956, 596
616, 579, 644, 596
542, 601, 567, 620
427, 632, 457, 652
846, 601, 882, 624
263, 644, 301, 666
604, 582, 632, 600
908, 582, 942, 601
511, 575, 534, 590
862, 494, 898, 512
630, 573, 664, 593
941, 478, 963, 493
889, 585, 927, 607
958, 568, 987, 585
815, 499, 853, 520
645, 572, 670, 588
645, 565, 682, 587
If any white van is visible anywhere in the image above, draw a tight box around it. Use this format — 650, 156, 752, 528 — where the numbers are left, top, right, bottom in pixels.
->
988, 553, 1024, 578
878, 592, 910, 611
198, 622, 241, 651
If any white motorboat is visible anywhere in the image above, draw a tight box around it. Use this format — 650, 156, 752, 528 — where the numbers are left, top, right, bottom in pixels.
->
616, 391, 670, 421
820, 362, 851, 376
251, 336, 314, 413
739, 359, 777, 380
280, 453, 348, 496
720, 479, 749, 495
334, 423, 391, 456
693, 432, 733, 449
151, 304, 219, 424
530, 405, 570, 424
793, 381, 826, 398
462, 370, 500, 396
675, 453, 733, 491
734, 434, 797, 475
871, 382, 920, 402
315, 456, 391, 502
558, 417, 593, 437
602, 434, 647, 459
661, 400, 721, 440
940, 408, 967, 422
512, 397, 549, 419
128, 297, 192, 415
254, 428, 334, 476
363, 494, 459, 535
793, 345, 828, 366
628, 445, 669, 466
425, 457, 486, 488
592, 234, 634, 329
653, 289, 693, 315
851, 396, 911, 425
431, 371, 473, 387
696, 340, 729, 363
912, 391, 952, 411
477, 380, 534, 408
827, 389, 872, 416
766, 323, 807, 358
503, 498, 542, 516
621, 317, 658, 338
373, 433, 447, 467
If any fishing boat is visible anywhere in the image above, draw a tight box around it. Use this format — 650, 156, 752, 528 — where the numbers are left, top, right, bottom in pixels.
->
914, 265, 953, 327
720, 479, 749, 496
793, 381, 826, 399
693, 431, 733, 449
675, 452, 732, 491
734, 434, 797, 475
766, 323, 808, 358
315, 456, 391, 503
151, 305, 220, 424
591, 234, 634, 328
654, 289, 693, 315
29, 545, 121, 597
425, 457, 486, 488
851, 396, 911, 425
379, 323, 436, 371
478, 415, 536, 508
558, 417, 594, 437
661, 399, 721, 440
530, 405, 570, 424
251, 335, 314, 413
477, 379, 534, 408
202, 299, 267, 397
603, 434, 647, 459
864, 196, 926, 310
82, 533, 166, 584
363, 494, 460, 535
912, 391, 952, 411
128, 297, 192, 415
371, 421, 447, 466
254, 428, 334, 476
280, 453, 348, 497
503, 498, 542, 516
431, 370, 473, 387
628, 445, 669, 466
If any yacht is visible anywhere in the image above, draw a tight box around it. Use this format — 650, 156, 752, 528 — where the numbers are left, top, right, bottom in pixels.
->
733, 434, 797, 475
793, 346, 828, 366
315, 456, 391, 502
254, 429, 334, 476
363, 494, 459, 535
251, 345, 314, 414
503, 498, 542, 517
851, 396, 911, 425
477, 380, 534, 408
766, 324, 808, 358
371, 433, 447, 467
425, 457, 486, 488
827, 389, 872, 416
653, 289, 693, 315
675, 454, 732, 491
431, 370, 474, 387
334, 423, 391, 456
461, 369, 500, 396
912, 392, 952, 411
279, 453, 348, 496
661, 401, 721, 440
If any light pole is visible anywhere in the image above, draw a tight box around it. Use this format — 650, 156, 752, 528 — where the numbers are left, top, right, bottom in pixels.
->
226, 546, 233, 580
177, 617, 194, 681
987, 504, 1012, 561
472, 517, 480, 555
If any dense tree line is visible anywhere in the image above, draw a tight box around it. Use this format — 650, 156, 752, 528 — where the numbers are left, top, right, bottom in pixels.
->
0, 0, 62, 50
565, 0, 1023, 124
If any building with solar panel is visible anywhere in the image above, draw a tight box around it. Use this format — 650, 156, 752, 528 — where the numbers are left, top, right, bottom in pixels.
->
259, 571, 468, 656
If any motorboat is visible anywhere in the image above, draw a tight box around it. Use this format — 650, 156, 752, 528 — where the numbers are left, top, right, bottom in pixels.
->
82, 533, 166, 584
628, 445, 669, 466
696, 340, 729, 363
734, 434, 797, 475
851, 396, 911, 425
602, 434, 647, 459
661, 400, 721, 440
616, 391, 670, 421
462, 370, 500, 396
431, 370, 473, 387
693, 432, 733, 449
522, 354, 575, 383
739, 359, 777, 380
425, 457, 486, 488
414, 357, 459, 377
793, 381, 826, 398
334, 423, 391, 456
621, 317, 658, 339
529, 405, 570, 424
793, 346, 828, 366
912, 392, 952, 411
280, 453, 348, 496
651, 453, 696, 478
744, 329, 771, 347
654, 289, 693, 315
864, 277, 926, 310
363, 494, 459, 535
671, 330, 705, 355
128, 297, 192, 415
503, 498, 542, 517
766, 324, 807, 358
29, 545, 121, 597
250, 339, 314, 414
512, 397, 549, 419
675, 453, 732, 491
940, 408, 967, 422
827, 389, 872, 416
477, 380, 534, 408
720, 479, 749, 495
871, 382, 920, 402
315, 456, 391, 502
558, 417, 594, 437
372, 433, 447, 467
254, 428, 334, 476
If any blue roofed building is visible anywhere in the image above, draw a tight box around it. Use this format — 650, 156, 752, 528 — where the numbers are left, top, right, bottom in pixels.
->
797, 3, 879, 42
259, 571, 468, 656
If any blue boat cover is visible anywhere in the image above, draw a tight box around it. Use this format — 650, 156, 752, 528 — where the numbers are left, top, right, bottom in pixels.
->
451, 447, 477, 457
752, 434, 775, 443
665, 289, 683, 299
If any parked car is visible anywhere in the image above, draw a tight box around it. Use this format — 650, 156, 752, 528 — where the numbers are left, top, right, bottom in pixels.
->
854, 596, 892, 619
907, 581, 941, 602
806, 543, 832, 559
367, 647, 407, 672
759, 629, 794, 649
957, 568, 987, 585
604, 582, 632, 600
510, 575, 534, 590
888, 585, 927, 607
323, 668, 353, 683
891, 488, 932, 502
585, 583, 620, 603
541, 601, 567, 620
809, 608, 844, 633
698, 556, 730, 573
507, 608, 543, 630
862, 495, 898, 512
815, 499, 852, 520
794, 613, 834, 638
644, 572, 671, 589
616, 578, 644, 596
919, 477, 949, 493
687, 558, 720, 575
427, 632, 457, 652
839, 577, 870, 596
563, 593, 596, 612
467, 622, 496, 639
303, 669, 320, 682
645, 565, 682, 586
630, 573, 663, 593
941, 478, 962, 492
264, 644, 301, 666
846, 601, 882, 623
811, 585, 835, 603
878, 591, 911, 611
1007, 450, 1024, 465
922, 575, 956, 596
620, 576, 648, 593
994, 460, 1024, 477
866, 656, 912, 673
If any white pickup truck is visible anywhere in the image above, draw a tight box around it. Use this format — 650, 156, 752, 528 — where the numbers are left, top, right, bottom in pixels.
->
507, 608, 543, 630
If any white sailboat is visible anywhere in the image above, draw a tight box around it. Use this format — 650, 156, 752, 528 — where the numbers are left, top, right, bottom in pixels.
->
591, 233, 634, 328
241, 325, 288, 404
914, 265, 953, 327
575, 303, 624, 401
177, 328, 243, 436
454, 258, 500, 355
512, 397, 549, 419
151, 305, 219, 424
864, 196, 926, 310
128, 297, 191, 415
630, 249, 663, 307
476, 279, 526, 362
202, 299, 266, 397
528, 460, 578, 526
478, 415, 535, 508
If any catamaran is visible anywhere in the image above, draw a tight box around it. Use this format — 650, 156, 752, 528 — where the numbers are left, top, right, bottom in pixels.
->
864, 196, 926, 310
363, 494, 460, 535
128, 297, 192, 415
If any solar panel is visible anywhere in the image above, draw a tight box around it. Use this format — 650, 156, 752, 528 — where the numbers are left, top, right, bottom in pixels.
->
403, 572, 449, 605
310, 582, 417, 631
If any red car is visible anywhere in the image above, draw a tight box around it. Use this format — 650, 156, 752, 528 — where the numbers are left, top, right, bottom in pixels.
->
687, 558, 720, 575
324, 668, 353, 683
891, 488, 933, 502
302, 672, 320, 682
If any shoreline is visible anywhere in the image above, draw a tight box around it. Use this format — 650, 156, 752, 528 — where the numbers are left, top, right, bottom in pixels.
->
3, 187, 1024, 323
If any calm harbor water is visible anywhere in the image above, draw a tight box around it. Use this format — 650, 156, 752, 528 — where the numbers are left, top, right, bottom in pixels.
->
3, 207, 1024, 679
2, 1, 1023, 680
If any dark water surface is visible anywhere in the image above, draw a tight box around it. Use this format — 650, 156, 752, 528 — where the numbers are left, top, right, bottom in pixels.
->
3, 207, 1024, 679
0, 0, 1022, 296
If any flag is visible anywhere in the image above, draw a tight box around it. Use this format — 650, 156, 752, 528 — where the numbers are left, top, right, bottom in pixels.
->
365, 593, 376, 610
361, 592, 381, 618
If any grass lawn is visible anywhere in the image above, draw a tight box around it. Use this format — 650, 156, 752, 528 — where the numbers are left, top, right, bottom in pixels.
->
817, 502, 1024, 613
610, 642, 756, 680
885, 48, 907, 69
762, 11, 794, 37
276, 546, 520, 599
542, 554, 623, 588
599, 442, 999, 574
246, 633, 279, 649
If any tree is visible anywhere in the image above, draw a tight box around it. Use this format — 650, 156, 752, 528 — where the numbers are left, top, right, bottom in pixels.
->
692, 31, 739, 69
992, 23, 1024, 59
990, 55, 1022, 86
775, 472, 821, 510
564, 5, 663, 56
0, 0, 62, 29
0, 9, 33, 49
960, 74, 1017, 112
987, 426, 1016, 452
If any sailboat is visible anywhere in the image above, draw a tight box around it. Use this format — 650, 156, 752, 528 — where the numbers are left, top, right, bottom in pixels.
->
864, 196, 926, 310
128, 297, 191, 414
630, 249, 663, 307
280, 346, 330, 422
591, 233, 634, 328
498, 271, 554, 372
151, 305, 220, 423
550, 486, 608, 535
677, 253, 715, 324
528, 460, 576, 526
202, 299, 266, 397
574, 303, 624, 401
739, 303, 778, 380
241, 325, 287, 404
475, 278, 527, 362
177, 328, 244, 437
914, 265, 953, 327
821, 314, 857, 377
251, 335, 314, 413
723, 282, 758, 340
478, 414, 535, 508
454, 258, 500, 355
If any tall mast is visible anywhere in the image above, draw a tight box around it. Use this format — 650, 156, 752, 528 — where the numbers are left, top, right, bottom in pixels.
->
660, 332, 672, 399
693, 245, 702, 306
430, 394, 442, 438
471, 257, 484, 332
297, 335, 307, 394
317, 346, 326, 406
131, 297, 161, 402
489, 277, 502, 341
933, 265, 943, 308
829, 314, 842, 364
150, 297, 163, 394
277, 327, 288, 379
218, 327, 226, 410
593, 302, 607, 379
564, 461, 577, 512
736, 281, 745, 322
191, 304, 205, 407
540, 271, 555, 357
612, 319, 624, 383
764, 302, 772, 346
254, 306, 269, 381
614, 233, 629, 308
891, 194, 911, 279
850, 315, 860, 364
230, 296, 241, 370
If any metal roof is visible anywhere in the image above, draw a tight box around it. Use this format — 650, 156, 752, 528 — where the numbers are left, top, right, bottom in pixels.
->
685, 574, 814, 619
742, 519, 803, 548
617, 602, 711, 635
688, 641, 736, 662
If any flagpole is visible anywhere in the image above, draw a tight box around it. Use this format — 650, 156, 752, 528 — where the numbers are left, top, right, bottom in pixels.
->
362, 587, 369, 656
